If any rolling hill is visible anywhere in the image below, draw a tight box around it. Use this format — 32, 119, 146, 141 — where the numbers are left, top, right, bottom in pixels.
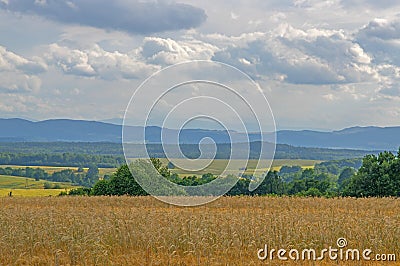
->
0, 118, 399, 150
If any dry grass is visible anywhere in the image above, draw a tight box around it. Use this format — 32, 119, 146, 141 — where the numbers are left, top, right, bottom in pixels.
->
0, 196, 399, 265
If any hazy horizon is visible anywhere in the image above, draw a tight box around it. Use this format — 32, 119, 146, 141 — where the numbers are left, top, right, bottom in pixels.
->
1, 116, 399, 133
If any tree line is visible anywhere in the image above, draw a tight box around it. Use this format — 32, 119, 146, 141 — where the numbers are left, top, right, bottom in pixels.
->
0, 165, 100, 187
0, 141, 373, 161
0, 152, 124, 168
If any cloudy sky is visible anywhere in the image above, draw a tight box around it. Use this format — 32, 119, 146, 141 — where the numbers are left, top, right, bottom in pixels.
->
1, 0, 400, 130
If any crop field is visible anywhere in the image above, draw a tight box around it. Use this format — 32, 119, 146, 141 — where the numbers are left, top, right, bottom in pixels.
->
159, 158, 320, 177
0, 196, 398, 265
0, 175, 74, 189
0, 159, 318, 181
0, 175, 75, 197
0, 165, 76, 174
0, 188, 69, 197
0, 165, 117, 176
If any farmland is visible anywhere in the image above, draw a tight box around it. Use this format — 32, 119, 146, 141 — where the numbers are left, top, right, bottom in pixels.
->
0, 188, 68, 197
0, 159, 320, 197
0, 196, 398, 265
160, 158, 319, 177
0, 165, 116, 176
0, 174, 73, 189
0, 174, 75, 197
2, 159, 318, 178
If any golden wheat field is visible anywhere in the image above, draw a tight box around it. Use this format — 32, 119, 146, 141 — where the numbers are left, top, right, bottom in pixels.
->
0, 196, 399, 266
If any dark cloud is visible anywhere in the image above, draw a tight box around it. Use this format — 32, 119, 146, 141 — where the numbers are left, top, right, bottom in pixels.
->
0, 0, 207, 34
356, 18, 400, 65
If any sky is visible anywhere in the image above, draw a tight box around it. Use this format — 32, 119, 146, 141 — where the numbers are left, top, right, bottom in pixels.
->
0, 0, 400, 131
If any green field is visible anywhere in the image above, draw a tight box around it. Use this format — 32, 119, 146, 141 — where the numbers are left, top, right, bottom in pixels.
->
0, 165, 117, 176
0, 166, 116, 197
159, 158, 320, 177
0, 175, 76, 197
1, 159, 319, 180
0, 175, 74, 189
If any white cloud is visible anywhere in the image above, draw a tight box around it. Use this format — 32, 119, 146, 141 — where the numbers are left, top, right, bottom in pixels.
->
323, 93, 339, 101
359, 18, 400, 40
45, 43, 159, 80
140, 37, 219, 65
0, 46, 47, 74
0, 46, 45, 93
0, 94, 49, 114
45, 44, 96, 77
349, 44, 371, 64
0, 73, 41, 93
211, 24, 377, 84
270, 12, 286, 23
230, 12, 239, 20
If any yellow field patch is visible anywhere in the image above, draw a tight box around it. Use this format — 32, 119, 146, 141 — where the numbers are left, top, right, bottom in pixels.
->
0, 188, 68, 197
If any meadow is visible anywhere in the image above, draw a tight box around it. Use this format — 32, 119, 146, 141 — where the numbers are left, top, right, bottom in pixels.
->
0, 174, 76, 197
0, 196, 398, 265
2, 159, 319, 178
0, 175, 73, 189
159, 158, 319, 177
0, 165, 116, 176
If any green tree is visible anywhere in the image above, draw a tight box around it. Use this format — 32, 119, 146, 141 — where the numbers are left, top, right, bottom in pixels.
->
85, 164, 99, 186
150, 158, 170, 178
92, 180, 110, 196
107, 164, 148, 196
43, 182, 53, 189
68, 187, 91, 196
338, 167, 355, 189
300, 187, 322, 197
343, 151, 400, 197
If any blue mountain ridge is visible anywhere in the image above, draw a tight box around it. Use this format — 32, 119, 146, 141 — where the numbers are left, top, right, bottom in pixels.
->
0, 118, 399, 150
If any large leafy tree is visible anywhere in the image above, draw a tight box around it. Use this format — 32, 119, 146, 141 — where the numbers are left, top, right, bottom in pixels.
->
107, 164, 148, 196
344, 150, 400, 197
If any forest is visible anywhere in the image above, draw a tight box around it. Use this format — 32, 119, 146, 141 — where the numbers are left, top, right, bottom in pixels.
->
0, 141, 374, 161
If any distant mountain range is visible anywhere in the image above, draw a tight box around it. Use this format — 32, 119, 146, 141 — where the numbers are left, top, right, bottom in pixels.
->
0, 118, 399, 151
